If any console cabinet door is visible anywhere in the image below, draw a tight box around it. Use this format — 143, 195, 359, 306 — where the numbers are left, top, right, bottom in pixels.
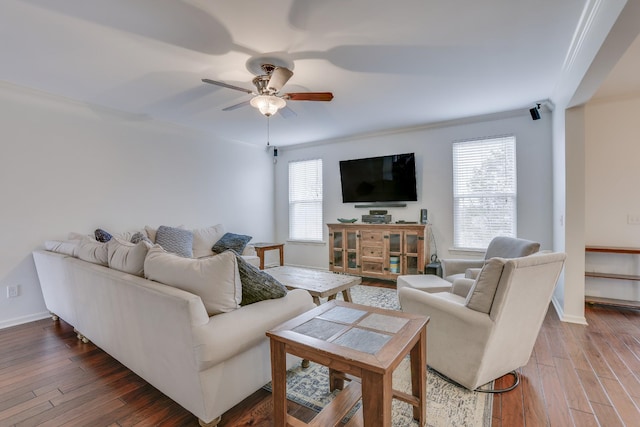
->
329, 229, 345, 272
345, 230, 360, 274
403, 231, 424, 275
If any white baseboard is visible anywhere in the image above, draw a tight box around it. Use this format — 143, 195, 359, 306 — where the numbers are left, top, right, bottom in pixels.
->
551, 295, 587, 325
0, 311, 51, 330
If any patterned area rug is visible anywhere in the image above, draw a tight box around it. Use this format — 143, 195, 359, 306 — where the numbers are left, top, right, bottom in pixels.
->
265, 284, 493, 426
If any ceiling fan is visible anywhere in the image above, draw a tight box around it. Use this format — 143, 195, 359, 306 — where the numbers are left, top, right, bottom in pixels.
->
202, 63, 333, 117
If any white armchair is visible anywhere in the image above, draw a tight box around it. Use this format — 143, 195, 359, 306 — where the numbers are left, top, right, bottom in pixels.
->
441, 236, 540, 283
399, 252, 566, 391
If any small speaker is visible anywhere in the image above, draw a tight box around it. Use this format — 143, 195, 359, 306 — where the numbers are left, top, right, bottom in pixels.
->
529, 107, 541, 120
420, 209, 428, 224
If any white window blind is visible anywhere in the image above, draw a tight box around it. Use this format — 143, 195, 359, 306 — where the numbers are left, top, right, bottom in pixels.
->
452, 136, 516, 250
289, 159, 323, 241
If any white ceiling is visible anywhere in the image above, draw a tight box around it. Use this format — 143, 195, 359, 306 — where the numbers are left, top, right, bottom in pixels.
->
0, 0, 630, 146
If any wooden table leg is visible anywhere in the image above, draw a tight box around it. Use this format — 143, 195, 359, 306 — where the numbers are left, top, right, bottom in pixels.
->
342, 288, 353, 302
361, 370, 392, 427
256, 248, 265, 270
270, 339, 287, 426
278, 245, 284, 266
329, 368, 346, 391
410, 326, 427, 425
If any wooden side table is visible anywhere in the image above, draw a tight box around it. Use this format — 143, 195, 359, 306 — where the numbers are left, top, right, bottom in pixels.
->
267, 301, 429, 426
252, 242, 284, 270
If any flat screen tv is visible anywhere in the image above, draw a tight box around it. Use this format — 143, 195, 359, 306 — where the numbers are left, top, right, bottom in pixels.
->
339, 153, 418, 203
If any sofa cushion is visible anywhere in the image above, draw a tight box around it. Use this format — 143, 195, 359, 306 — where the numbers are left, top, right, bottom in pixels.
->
212, 232, 252, 255
77, 238, 109, 266
465, 257, 506, 314
144, 246, 241, 316
94, 228, 113, 243
155, 225, 193, 258
192, 224, 226, 258
107, 238, 151, 277
231, 251, 287, 306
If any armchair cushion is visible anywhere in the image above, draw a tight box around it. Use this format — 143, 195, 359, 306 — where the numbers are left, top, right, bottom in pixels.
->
465, 257, 506, 314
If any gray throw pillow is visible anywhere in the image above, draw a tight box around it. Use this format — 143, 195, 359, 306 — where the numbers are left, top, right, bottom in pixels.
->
212, 232, 252, 255
155, 225, 194, 258
130, 231, 153, 245
231, 251, 287, 306
465, 257, 506, 314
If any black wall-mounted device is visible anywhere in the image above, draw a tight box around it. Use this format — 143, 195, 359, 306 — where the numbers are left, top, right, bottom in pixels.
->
420, 209, 428, 224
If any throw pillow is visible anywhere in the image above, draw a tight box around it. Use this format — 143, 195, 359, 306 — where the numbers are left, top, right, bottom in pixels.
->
231, 250, 287, 306
77, 237, 109, 266
44, 240, 80, 257
465, 257, 506, 314
107, 238, 151, 277
94, 228, 113, 243
212, 232, 252, 255
144, 246, 241, 316
155, 225, 194, 258
192, 224, 225, 258
130, 231, 153, 245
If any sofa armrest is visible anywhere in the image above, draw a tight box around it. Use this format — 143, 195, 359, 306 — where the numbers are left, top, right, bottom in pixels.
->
192, 289, 314, 370
452, 278, 475, 298
441, 258, 484, 280
464, 268, 482, 279
243, 244, 256, 257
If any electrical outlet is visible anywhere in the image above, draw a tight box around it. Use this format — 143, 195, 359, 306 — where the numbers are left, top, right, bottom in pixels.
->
628, 214, 640, 225
7, 285, 18, 298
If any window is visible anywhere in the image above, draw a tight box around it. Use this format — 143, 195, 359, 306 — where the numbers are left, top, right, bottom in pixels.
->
289, 159, 323, 241
452, 135, 516, 249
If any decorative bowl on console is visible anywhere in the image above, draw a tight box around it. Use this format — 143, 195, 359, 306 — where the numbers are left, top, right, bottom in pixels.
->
337, 218, 357, 223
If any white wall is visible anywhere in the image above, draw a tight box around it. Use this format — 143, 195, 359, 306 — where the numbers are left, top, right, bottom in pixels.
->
274, 112, 554, 270
584, 95, 640, 302
0, 83, 274, 329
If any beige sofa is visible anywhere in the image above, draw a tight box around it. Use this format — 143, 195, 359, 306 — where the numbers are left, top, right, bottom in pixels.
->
33, 249, 314, 426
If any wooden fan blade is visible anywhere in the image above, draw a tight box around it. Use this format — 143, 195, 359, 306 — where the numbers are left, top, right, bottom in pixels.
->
222, 99, 251, 111
285, 92, 334, 101
267, 67, 294, 92
202, 78, 253, 94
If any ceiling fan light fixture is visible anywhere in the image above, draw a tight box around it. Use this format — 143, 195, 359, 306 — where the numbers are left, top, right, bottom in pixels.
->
250, 95, 286, 117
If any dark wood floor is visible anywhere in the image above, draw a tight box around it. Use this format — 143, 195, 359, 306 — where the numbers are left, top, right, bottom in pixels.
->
1, 280, 640, 426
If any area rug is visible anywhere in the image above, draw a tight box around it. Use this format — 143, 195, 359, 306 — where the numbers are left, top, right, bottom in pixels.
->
265, 284, 493, 426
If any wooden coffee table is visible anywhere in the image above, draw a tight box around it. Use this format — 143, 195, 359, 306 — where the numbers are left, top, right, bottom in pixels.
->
267, 300, 429, 427
266, 266, 361, 305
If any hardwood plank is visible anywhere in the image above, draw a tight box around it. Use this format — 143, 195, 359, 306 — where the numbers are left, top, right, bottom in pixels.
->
553, 357, 592, 413
575, 368, 612, 405
569, 409, 599, 427
590, 401, 625, 427
521, 358, 549, 426
579, 337, 616, 379
538, 364, 573, 426
599, 376, 640, 426
533, 329, 554, 367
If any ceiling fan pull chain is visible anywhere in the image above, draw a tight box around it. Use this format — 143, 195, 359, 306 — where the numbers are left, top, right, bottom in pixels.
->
266, 116, 270, 147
